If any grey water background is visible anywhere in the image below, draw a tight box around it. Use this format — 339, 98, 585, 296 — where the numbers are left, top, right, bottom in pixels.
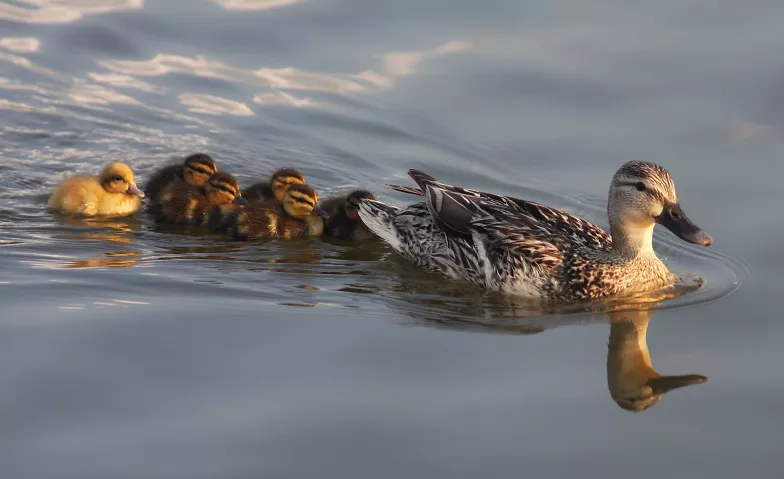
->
0, 1, 782, 478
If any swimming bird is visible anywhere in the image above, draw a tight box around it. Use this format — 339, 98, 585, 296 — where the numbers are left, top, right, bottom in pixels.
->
242, 168, 306, 204
321, 190, 376, 241
156, 172, 245, 225
144, 153, 218, 202
48, 162, 145, 218
357, 161, 712, 301
223, 184, 327, 240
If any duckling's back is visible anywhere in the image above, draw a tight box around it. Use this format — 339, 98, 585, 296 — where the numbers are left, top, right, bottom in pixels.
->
242, 182, 274, 204
49, 175, 141, 217
144, 163, 182, 203
156, 181, 211, 225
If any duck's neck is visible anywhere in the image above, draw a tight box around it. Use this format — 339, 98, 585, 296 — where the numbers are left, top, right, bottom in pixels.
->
610, 222, 656, 260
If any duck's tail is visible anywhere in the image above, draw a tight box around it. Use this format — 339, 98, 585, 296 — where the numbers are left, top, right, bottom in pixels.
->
357, 199, 403, 251
384, 169, 440, 197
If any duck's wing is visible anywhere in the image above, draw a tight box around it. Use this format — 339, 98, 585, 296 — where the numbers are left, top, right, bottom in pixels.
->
421, 185, 565, 272
399, 169, 611, 250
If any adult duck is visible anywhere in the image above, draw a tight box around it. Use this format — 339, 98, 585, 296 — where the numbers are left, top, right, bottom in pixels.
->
357, 161, 712, 301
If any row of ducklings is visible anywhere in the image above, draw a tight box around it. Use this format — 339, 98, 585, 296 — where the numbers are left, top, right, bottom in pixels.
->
48, 154, 376, 242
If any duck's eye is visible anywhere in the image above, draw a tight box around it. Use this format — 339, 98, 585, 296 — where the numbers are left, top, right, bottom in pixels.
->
112, 175, 125, 182
635, 182, 646, 192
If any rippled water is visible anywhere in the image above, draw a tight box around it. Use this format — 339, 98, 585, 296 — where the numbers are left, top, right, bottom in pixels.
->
1, 1, 783, 478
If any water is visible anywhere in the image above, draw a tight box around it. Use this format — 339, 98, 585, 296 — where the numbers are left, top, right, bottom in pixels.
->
1, 1, 782, 477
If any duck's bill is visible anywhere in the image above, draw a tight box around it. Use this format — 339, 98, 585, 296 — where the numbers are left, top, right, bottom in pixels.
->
647, 374, 707, 395
312, 205, 329, 219
127, 183, 145, 197
656, 202, 712, 246
233, 196, 247, 205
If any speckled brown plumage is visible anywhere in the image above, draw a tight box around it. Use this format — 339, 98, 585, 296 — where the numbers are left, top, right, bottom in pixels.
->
223, 184, 325, 240
360, 163, 703, 301
155, 172, 241, 226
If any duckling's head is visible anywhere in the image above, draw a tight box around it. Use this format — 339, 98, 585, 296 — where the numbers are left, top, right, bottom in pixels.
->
282, 184, 328, 219
100, 162, 144, 197
183, 153, 218, 187
608, 161, 711, 253
271, 168, 306, 201
205, 172, 245, 206
344, 190, 375, 220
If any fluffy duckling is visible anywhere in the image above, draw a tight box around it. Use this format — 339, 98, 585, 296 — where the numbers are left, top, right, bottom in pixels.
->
157, 172, 245, 225
321, 190, 376, 241
144, 153, 218, 202
242, 168, 306, 204
225, 184, 327, 240
48, 162, 145, 217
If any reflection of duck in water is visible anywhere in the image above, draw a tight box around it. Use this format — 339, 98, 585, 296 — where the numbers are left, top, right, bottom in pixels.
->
359, 162, 712, 300
608, 309, 706, 412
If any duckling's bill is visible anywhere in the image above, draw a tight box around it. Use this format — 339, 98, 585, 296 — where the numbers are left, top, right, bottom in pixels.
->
127, 183, 145, 197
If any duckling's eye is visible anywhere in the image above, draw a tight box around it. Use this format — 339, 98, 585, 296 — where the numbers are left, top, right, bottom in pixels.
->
635, 182, 646, 192
112, 175, 125, 182
212, 184, 235, 195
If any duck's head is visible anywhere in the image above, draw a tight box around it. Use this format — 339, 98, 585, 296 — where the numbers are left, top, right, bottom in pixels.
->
100, 162, 144, 197
271, 168, 306, 201
205, 172, 246, 206
343, 190, 375, 220
183, 153, 218, 187
282, 184, 328, 220
608, 161, 711, 254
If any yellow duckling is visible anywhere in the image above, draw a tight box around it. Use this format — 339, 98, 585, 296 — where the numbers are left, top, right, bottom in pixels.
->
321, 190, 376, 241
48, 162, 145, 218
224, 184, 327, 240
242, 168, 306, 204
157, 172, 245, 225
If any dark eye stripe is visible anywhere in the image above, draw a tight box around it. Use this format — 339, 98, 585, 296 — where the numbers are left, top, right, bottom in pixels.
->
211, 183, 236, 195
188, 166, 212, 176
290, 195, 315, 206
112, 175, 124, 182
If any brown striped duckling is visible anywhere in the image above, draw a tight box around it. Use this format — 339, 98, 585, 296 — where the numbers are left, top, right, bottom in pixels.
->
144, 153, 218, 202
224, 184, 327, 240
242, 168, 306, 204
157, 172, 246, 225
321, 190, 376, 241
48, 162, 144, 218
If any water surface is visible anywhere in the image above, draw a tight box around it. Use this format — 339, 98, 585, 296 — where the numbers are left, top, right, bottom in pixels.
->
1, 1, 782, 478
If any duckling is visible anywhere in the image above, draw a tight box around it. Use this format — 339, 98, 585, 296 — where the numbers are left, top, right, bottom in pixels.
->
144, 153, 218, 202
321, 190, 376, 241
242, 168, 306, 204
48, 162, 145, 218
157, 172, 245, 225
225, 184, 327, 240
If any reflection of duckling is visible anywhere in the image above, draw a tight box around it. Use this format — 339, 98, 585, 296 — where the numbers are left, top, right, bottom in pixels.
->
144, 153, 218, 202
321, 190, 376, 241
242, 168, 306, 204
225, 184, 327, 240
608, 310, 707, 412
157, 172, 245, 225
48, 162, 145, 217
